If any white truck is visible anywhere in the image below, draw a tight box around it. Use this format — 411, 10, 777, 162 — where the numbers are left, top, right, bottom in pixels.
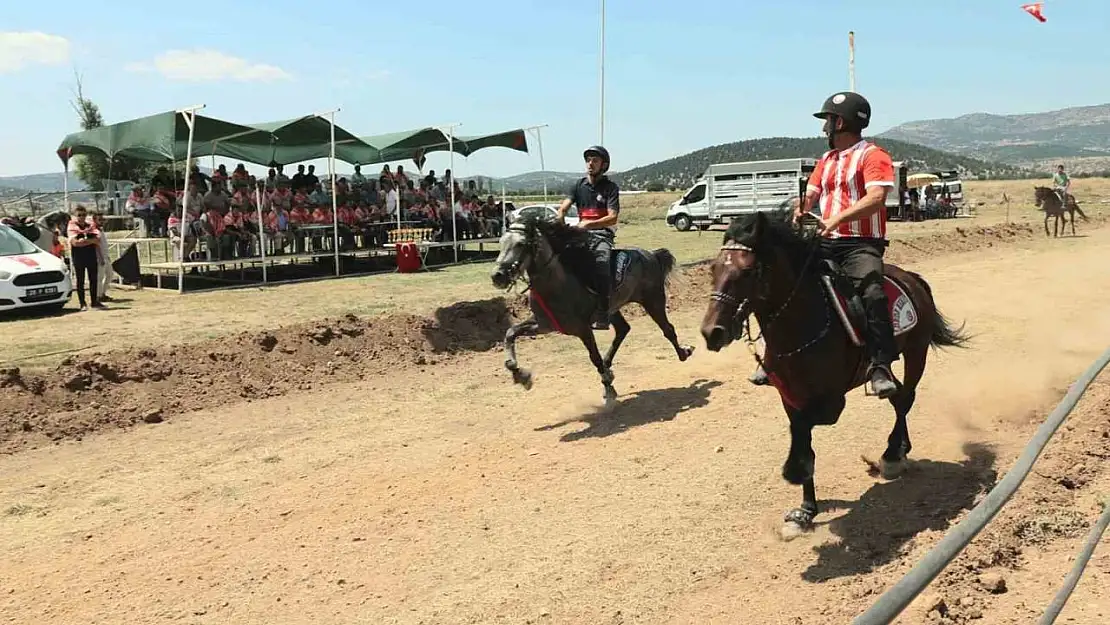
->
665, 158, 816, 231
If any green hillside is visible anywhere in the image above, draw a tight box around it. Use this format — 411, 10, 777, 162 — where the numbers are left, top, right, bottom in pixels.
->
611, 137, 1033, 191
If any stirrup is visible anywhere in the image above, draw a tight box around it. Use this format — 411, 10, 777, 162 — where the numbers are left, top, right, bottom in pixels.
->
864, 363, 899, 398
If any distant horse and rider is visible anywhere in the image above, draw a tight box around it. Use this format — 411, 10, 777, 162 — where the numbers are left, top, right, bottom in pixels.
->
1033, 185, 1088, 237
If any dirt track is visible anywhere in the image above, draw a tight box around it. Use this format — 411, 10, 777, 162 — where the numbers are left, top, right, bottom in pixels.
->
3, 223, 1110, 624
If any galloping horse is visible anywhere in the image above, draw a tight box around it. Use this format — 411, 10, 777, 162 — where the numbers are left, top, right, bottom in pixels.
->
490, 213, 695, 408
1033, 186, 1088, 237
699, 210, 970, 540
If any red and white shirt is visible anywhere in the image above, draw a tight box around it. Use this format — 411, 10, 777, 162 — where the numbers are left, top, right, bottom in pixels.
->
806, 139, 894, 239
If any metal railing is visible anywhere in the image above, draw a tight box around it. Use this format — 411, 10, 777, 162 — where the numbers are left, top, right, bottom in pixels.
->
853, 345, 1110, 624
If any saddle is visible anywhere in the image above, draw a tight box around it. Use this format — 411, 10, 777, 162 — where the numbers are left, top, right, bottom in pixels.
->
581, 248, 633, 297
817, 258, 918, 348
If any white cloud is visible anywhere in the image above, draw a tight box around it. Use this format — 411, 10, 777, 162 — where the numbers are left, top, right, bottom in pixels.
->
0, 31, 70, 73
126, 49, 292, 83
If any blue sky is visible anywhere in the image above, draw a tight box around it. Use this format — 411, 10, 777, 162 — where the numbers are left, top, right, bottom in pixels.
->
2, 0, 1108, 179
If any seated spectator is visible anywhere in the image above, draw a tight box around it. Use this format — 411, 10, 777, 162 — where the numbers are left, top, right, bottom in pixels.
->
309, 182, 329, 207
223, 205, 253, 258
288, 203, 311, 254
126, 185, 156, 235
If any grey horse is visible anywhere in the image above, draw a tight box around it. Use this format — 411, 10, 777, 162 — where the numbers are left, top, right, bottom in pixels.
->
489, 213, 695, 408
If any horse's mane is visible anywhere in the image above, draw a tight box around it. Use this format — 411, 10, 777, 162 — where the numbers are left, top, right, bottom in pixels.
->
518, 212, 599, 279
724, 212, 813, 271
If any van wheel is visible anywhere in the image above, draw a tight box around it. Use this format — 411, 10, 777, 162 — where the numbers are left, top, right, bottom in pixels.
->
673, 214, 692, 231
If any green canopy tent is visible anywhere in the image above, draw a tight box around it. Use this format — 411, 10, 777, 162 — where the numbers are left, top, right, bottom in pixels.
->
215, 115, 372, 166
212, 114, 376, 277
334, 127, 533, 258
56, 107, 261, 292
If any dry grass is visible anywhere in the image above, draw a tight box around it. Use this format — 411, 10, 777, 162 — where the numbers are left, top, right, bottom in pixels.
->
1, 178, 1107, 368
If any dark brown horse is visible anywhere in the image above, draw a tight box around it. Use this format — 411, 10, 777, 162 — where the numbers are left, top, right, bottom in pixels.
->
1033, 186, 1088, 237
699, 211, 970, 540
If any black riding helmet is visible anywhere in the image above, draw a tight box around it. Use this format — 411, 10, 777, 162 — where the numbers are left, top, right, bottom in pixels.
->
583, 145, 610, 175
814, 92, 871, 148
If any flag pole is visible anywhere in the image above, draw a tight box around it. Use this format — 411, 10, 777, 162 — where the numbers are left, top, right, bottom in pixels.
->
848, 31, 856, 92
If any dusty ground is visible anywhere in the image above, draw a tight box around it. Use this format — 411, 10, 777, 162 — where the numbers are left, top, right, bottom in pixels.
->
2, 181, 1110, 624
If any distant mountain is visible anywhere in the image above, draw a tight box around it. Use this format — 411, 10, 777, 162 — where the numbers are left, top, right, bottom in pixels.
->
878, 104, 1110, 174
609, 137, 1029, 191
0, 172, 84, 194
460, 170, 581, 194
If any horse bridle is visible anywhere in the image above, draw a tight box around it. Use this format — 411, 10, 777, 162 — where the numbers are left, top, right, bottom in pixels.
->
709, 227, 831, 372
497, 223, 558, 293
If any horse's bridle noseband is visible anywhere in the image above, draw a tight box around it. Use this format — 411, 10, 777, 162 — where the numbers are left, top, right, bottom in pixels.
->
709, 230, 831, 371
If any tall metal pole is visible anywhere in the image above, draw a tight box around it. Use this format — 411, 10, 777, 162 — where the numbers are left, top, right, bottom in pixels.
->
175, 103, 205, 294
434, 123, 462, 264
599, 0, 606, 144
848, 31, 856, 92
521, 124, 550, 203
315, 108, 341, 277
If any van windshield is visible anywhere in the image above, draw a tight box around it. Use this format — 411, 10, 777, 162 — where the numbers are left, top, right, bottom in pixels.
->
0, 225, 41, 257
685, 185, 706, 204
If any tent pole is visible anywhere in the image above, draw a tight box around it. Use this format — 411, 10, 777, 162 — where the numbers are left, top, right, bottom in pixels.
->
256, 185, 267, 284
62, 162, 69, 213
523, 124, 550, 204
316, 108, 341, 277
448, 128, 458, 263
176, 104, 206, 294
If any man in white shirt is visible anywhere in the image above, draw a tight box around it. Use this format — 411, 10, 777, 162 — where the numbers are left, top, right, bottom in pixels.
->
385, 181, 399, 218
89, 211, 114, 301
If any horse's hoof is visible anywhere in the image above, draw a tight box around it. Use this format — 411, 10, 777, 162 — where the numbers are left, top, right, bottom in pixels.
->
880, 458, 908, 480
602, 386, 618, 410
679, 345, 695, 362
779, 521, 811, 542
513, 369, 533, 390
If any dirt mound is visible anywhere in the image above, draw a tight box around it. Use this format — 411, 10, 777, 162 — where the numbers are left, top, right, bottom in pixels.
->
0, 310, 507, 454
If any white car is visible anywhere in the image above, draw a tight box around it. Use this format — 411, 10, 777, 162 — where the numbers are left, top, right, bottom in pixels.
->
509, 203, 580, 227
0, 224, 73, 314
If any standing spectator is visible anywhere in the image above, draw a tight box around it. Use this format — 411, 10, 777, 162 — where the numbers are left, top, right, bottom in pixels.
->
89, 211, 114, 301
67, 205, 104, 310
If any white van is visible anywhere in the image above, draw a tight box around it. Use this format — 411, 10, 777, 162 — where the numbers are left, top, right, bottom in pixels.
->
665, 158, 817, 231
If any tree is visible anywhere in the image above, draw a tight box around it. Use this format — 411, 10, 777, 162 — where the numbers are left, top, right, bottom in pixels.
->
68, 75, 195, 191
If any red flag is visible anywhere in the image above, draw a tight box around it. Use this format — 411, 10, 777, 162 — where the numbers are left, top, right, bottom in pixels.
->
1022, 3, 1046, 22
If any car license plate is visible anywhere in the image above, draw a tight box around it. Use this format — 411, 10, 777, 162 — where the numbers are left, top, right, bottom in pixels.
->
26, 286, 58, 298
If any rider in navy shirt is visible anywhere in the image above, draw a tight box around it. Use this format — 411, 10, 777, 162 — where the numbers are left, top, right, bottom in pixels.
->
558, 145, 620, 330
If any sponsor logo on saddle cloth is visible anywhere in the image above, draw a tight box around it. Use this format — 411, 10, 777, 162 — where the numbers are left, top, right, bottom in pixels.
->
613, 250, 631, 289
821, 275, 918, 347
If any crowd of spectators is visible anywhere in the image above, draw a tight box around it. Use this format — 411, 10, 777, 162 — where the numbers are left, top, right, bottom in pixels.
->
125, 161, 506, 261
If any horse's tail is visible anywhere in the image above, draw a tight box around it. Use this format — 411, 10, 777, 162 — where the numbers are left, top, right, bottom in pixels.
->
652, 248, 677, 285
907, 271, 972, 350
1074, 204, 1090, 222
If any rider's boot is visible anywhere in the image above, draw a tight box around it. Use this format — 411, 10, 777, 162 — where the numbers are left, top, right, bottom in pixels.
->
748, 364, 770, 386
592, 278, 611, 331
864, 295, 900, 399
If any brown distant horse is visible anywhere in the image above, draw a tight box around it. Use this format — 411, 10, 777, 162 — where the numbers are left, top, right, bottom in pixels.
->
1033, 186, 1088, 237
699, 211, 970, 540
